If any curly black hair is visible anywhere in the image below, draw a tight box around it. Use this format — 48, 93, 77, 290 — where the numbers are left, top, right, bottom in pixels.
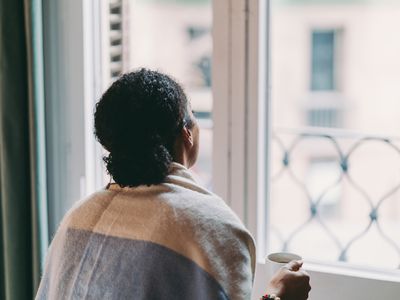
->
94, 69, 193, 187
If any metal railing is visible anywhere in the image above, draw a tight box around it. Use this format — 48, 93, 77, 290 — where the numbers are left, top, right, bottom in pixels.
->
270, 128, 400, 268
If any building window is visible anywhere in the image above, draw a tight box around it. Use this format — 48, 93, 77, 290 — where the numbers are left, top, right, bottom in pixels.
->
307, 108, 341, 128
311, 30, 336, 91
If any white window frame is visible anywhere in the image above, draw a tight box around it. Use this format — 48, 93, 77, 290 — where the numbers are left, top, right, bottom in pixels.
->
212, 0, 267, 256
212, 0, 400, 299
43, 0, 105, 234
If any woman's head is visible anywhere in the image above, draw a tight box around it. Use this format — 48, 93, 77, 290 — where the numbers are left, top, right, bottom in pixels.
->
94, 69, 199, 187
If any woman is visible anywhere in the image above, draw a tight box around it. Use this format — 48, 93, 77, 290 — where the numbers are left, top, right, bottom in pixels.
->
36, 69, 310, 300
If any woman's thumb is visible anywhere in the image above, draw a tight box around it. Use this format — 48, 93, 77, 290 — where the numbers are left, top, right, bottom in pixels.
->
285, 260, 303, 271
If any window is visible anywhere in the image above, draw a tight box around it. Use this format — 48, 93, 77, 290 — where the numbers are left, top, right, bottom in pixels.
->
211, 0, 400, 298
270, 0, 400, 270
266, 0, 400, 298
104, 0, 129, 81
307, 108, 341, 127
311, 30, 336, 91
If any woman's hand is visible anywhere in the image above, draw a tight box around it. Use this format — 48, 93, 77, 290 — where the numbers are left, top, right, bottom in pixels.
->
266, 260, 311, 300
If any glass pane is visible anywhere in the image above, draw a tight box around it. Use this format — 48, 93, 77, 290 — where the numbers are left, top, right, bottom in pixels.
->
311, 30, 335, 90
270, 0, 400, 270
102, 0, 213, 189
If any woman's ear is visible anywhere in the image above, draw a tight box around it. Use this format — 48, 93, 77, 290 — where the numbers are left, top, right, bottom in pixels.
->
182, 126, 194, 147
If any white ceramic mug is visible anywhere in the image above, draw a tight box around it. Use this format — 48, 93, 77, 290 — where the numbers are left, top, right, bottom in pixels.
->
265, 252, 302, 280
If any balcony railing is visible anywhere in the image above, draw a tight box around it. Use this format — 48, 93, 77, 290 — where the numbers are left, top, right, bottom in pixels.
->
270, 128, 400, 269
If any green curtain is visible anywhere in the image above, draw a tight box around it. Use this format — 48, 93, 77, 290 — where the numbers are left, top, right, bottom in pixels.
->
0, 0, 48, 299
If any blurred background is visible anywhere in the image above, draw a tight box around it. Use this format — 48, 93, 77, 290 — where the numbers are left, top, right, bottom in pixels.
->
269, 0, 400, 269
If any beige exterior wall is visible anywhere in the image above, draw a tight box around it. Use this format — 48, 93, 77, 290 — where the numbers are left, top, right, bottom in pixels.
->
272, 2, 400, 134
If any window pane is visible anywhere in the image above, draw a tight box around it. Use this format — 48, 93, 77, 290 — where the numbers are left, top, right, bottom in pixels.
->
311, 30, 335, 91
270, 0, 400, 270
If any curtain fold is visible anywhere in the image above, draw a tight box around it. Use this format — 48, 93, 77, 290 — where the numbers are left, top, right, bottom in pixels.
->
24, 0, 49, 290
0, 0, 48, 298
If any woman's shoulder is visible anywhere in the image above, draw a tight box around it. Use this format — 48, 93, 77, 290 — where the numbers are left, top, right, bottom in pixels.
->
161, 164, 251, 236
58, 188, 119, 230
161, 177, 254, 249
